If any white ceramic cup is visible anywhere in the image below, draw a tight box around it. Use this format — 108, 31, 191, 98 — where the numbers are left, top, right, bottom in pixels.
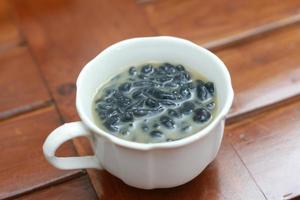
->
43, 36, 234, 189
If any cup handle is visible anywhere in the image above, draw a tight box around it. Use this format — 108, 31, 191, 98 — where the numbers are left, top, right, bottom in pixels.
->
43, 121, 102, 170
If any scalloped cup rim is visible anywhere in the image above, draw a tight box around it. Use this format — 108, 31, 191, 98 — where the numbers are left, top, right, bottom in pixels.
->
76, 36, 234, 151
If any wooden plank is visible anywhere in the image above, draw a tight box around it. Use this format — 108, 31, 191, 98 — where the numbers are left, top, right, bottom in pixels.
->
141, 0, 300, 44
15, 175, 98, 200
10, 0, 156, 122
0, 46, 51, 120
0, 0, 22, 51
11, 0, 300, 121
0, 106, 82, 199
226, 100, 300, 199
74, 137, 265, 200
216, 24, 300, 118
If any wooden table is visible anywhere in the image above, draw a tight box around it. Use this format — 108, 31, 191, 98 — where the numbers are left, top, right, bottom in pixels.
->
1, 0, 300, 199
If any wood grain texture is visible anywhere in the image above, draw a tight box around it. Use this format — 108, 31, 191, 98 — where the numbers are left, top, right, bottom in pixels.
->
11, 0, 156, 122
227, 100, 300, 199
0, 106, 81, 199
142, 0, 300, 44
9, 0, 300, 199
74, 137, 265, 200
15, 175, 98, 200
0, 46, 51, 120
0, 0, 22, 51
216, 24, 300, 118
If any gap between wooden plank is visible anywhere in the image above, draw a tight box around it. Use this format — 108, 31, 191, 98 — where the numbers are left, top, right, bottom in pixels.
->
5, 172, 86, 200
0, 100, 53, 122
226, 94, 300, 125
136, 0, 156, 4
0, 39, 26, 54
230, 142, 268, 200
203, 13, 300, 51
0, 105, 90, 200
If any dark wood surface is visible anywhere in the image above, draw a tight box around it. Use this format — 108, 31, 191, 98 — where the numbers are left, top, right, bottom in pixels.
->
0, 46, 50, 120
217, 24, 300, 118
0, 0, 299, 199
141, 0, 300, 45
0, 0, 22, 52
0, 106, 82, 199
227, 100, 300, 200
15, 176, 98, 200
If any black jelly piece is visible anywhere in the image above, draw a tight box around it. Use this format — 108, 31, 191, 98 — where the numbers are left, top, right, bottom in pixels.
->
167, 109, 180, 118
164, 82, 178, 88
193, 108, 211, 123
150, 130, 163, 138
206, 102, 215, 110
152, 123, 160, 128
148, 106, 164, 114
127, 99, 145, 110
176, 64, 185, 71
179, 101, 195, 115
104, 123, 119, 132
97, 110, 108, 120
160, 63, 177, 74
117, 96, 132, 107
174, 72, 191, 83
103, 108, 118, 118
205, 82, 215, 94
133, 109, 149, 117
141, 64, 153, 74
104, 115, 120, 132
179, 86, 191, 99
145, 98, 159, 108
96, 102, 113, 111
182, 72, 191, 81
119, 82, 131, 92
105, 98, 115, 103
133, 81, 157, 87
132, 89, 144, 99
113, 90, 123, 99
160, 116, 175, 129
106, 114, 120, 124
129, 66, 137, 75
196, 84, 211, 101
159, 100, 176, 106
159, 92, 176, 100
120, 112, 134, 122
149, 89, 176, 100
156, 76, 172, 83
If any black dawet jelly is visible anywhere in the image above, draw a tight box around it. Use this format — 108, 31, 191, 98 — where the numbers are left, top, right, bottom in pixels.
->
193, 108, 211, 123
93, 62, 216, 143
119, 82, 131, 92
150, 130, 163, 138
160, 116, 175, 129
141, 64, 153, 74
179, 101, 195, 115
145, 98, 159, 108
